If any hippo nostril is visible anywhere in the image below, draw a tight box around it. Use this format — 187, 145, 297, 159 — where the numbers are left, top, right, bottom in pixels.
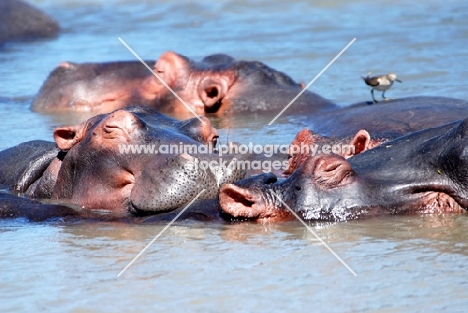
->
295, 185, 301, 191
212, 135, 219, 146
263, 173, 278, 184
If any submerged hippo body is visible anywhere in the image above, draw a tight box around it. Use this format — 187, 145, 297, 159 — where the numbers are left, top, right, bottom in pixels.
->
220, 119, 468, 222
0, 190, 228, 223
32, 51, 335, 115
0, 0, 59, 46
0, 191, 83, 221
0, 106, 252, 220
312, 96, 468, 137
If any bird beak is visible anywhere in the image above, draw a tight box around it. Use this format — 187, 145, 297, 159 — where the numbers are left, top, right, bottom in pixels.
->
396, 79, 402, 83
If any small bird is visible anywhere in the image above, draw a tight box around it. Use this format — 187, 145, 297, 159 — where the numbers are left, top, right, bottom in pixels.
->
362, 72, 402, 103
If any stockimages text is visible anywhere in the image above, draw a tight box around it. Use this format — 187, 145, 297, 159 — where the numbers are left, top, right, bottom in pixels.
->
118, 142, 355, 172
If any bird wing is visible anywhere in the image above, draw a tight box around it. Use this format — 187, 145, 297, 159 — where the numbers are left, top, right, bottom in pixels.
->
362, 75, 380, 87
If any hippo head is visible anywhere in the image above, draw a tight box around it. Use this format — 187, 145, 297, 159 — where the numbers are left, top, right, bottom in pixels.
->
33, 51, 335, 114
32, 61, 158, 113
220, 119, 468, 222
148, 51, 335, 115
283, 128, 387, 176
33, 106, 246, 216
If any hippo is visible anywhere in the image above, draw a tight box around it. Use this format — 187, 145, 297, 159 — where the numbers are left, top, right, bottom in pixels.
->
283, 128, 389, 176
0, 106, 248, 219
0, 190, 229, 223
219, 118, 468, 222
0, 0, 59, 46
32, 51, 335, 115
0, 191, 80, 221
281, 96, 468, 173
0, 106, 290, 221
311, 96, 468, 137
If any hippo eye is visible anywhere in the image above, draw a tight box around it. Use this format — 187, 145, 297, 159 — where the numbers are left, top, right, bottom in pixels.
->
295, 185, 302, 191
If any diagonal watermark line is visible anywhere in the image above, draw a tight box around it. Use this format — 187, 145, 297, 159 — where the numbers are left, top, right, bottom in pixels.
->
117, 189, 206, 277
118, 37, 206, 125
268, 38, 356, 125
271, 191, 357, 276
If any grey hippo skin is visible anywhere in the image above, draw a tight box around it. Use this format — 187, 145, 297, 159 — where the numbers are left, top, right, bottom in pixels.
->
0, 106, 251, 221
31, 51, 335, 114
220, 119, 468, 222
0, 191, 79, 222
0, 0, 59, 46
0, 191, 227, 223
312, 96, 468, 137
282, 96, 468, 173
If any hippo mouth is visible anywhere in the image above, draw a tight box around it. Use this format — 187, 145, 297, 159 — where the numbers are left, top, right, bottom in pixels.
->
408, 191, 466, 214
403, 184, 467, 214
219, 181, 468, 222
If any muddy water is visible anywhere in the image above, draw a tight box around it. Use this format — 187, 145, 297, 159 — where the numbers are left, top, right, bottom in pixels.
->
1, 0, 468, 311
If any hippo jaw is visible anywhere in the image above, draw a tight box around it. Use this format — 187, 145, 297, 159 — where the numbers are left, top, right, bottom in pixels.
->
129, 154, 247, 214
384, 181, 467, 215
407, 191, 465, 214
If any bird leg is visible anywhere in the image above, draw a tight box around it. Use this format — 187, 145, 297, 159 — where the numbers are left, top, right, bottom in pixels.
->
381, 90, 387, 100
371, 89, 378, 103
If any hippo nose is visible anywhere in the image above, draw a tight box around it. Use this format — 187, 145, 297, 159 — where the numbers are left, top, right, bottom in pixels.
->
197, 116, 219, 146
207, 127, 219, 147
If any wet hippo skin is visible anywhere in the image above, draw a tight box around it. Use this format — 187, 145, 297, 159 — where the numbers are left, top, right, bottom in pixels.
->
0, 191, 226, 223
282, 96, 468, 172
220, 119, 468, 222
0, 192, 80, 221
312, 96, 468, 137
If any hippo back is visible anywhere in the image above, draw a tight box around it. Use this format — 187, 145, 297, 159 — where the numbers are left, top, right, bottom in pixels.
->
0, 140, 59, 193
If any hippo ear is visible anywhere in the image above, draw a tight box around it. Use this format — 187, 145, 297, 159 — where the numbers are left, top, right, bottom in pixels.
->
197, 76, 232, 110
283, 128, 324, 176
57, 61, 77, 70
345, 129, 371, 158
53, 123, 87, 150
154, 51, 190, 87
288, 128, 324, 156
